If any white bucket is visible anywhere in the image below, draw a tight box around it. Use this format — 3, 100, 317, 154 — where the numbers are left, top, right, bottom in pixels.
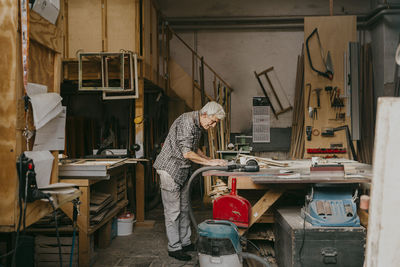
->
117, 212, 135, 236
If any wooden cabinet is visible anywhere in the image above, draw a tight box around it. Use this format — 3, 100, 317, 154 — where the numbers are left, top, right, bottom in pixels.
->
61, 163, 129, 267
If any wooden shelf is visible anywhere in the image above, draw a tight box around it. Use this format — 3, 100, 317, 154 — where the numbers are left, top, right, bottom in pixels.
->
88, 200, 128, 235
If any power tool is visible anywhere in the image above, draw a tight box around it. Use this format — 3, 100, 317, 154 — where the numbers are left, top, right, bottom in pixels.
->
187, 164, 270, 267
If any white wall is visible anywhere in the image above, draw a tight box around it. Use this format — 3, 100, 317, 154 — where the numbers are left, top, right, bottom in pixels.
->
170, 30, 303, 132
162, 0, 400, 133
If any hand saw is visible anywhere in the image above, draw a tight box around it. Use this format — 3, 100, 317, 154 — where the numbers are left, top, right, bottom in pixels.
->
306, 28, 334, 80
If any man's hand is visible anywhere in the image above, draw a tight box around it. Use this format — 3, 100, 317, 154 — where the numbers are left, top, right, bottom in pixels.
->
208, 159, 228, 166
183, 151, 227, 166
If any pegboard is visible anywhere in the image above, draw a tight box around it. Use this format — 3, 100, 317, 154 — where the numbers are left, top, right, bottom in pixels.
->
303, 16, 357, 159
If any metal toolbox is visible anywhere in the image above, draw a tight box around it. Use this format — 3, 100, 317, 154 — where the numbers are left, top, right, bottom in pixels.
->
274, 207, 366, 267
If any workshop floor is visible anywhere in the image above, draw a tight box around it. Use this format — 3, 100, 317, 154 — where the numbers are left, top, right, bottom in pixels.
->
93, 200, 276, 267
93, 201, 211, 267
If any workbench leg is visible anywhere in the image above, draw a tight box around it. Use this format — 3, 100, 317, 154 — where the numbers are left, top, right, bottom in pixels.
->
135, 163, 145, 223
239, 188, 285, 236
135, 163, 155, 228
79, 232, 91, 267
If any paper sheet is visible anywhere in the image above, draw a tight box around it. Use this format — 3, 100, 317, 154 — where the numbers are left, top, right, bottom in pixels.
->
30, 93, 62, 129
39, 182, 76, 189
27, 83, 47, 96
24, 151, 54, 188
33, 107, 66, 151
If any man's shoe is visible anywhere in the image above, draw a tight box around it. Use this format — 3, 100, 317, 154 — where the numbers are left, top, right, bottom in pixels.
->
168, 250, 192, 261
182, 244, 196, 252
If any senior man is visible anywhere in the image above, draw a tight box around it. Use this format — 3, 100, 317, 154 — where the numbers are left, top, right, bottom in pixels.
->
153, 101, 227, 261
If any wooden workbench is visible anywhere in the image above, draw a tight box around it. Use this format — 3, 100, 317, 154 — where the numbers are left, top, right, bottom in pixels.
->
60, 158, 151, 267
204, 159, 372, 235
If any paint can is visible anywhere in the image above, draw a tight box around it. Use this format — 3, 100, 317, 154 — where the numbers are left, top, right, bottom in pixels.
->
359, 195, 370, 211
117, 212, 135, 236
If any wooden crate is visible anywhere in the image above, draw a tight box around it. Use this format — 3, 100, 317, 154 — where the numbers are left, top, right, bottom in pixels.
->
35, 235, 78, 267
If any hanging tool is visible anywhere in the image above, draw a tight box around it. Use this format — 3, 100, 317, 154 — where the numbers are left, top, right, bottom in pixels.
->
313, 88, 323, 108
306, 83, 313, 118
306, 126, 312, 141
254, 67, 293, 119
306, 28, 334, 80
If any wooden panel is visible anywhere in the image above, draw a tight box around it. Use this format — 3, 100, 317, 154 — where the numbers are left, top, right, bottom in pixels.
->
151, 3, 157, 80
143, 0, 151, 79
68, 0, 102, 57
303, 16, 356, 158
29, 41, 56, 90
0, 0, 18, 227
29, 8, 63, 53
107, 0, 137, 52
169, 59, 195, 109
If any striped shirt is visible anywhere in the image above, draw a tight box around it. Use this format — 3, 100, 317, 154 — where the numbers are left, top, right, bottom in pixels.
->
153, 111, 203, 186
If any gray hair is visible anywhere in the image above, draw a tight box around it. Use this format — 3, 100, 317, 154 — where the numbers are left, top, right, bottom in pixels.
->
200, 101, 226, 119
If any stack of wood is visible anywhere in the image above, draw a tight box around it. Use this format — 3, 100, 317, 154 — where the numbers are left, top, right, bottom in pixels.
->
35, 235, 78, 267
289, 47, 305, 159
117, 177, 126, 201
238, 154, 289, 168
90, 192, 116, 225
31, 210, 72, 229
208, 178, 229, 200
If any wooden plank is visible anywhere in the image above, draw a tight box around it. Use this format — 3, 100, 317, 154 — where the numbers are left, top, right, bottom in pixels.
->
78, 232, 90, 267
97, 220, 112, 248
135, 163, 145, 222
365, 98, 400, 267
228, 177, 270, 190
107, 0, 136, 52
239, 188, 284, 235
29, 41, 55, 90
101, 0, 108, 51
0, 0, 18, 227
68, 0, 102, 57
29, 9, 63, 53
303, 16, 356, 159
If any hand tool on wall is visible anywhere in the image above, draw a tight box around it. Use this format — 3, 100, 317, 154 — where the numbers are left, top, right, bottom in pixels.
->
306, 83, 313, 118
306, 28, 334, 80
313, 88, 322, 108
332, 125, 357, 161
306, 126, 312, 141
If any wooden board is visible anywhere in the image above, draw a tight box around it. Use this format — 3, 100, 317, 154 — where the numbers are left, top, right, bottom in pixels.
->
169, 59, 202, 110
29, 8, 63, 53
68, 0, 102, 57
107, 0, 137, 52
0, 0, 18, 227
238, 188, 284, 235
303, 16, 356, 158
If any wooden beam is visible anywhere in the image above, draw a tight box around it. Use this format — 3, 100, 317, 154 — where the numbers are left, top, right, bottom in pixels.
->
239, 188, 284, 236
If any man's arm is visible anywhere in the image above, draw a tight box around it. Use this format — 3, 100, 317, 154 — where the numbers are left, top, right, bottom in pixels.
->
183, 151, 227, 166
197, 148, 210, 160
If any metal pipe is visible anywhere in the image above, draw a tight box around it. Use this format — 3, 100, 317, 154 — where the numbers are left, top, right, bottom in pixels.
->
242, 252, 271, 267
165, 4, 400, 31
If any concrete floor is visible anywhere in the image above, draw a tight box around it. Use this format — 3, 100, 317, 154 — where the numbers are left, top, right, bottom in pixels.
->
93, 201, 213, 267
93, 198, 276, 267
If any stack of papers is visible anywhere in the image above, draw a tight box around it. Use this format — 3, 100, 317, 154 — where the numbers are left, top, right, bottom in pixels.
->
27, 83, 66, 151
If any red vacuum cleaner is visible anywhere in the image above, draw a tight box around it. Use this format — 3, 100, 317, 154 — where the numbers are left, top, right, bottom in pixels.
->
213, 177, 251, 228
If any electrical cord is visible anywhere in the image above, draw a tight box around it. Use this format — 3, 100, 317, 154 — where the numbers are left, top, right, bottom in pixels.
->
298, 209, 307, 267
48, 198, 63, 267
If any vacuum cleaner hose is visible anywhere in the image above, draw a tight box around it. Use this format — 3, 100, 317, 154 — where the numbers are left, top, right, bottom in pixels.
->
187, 166, 231, 230
242, 252, 271, 267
